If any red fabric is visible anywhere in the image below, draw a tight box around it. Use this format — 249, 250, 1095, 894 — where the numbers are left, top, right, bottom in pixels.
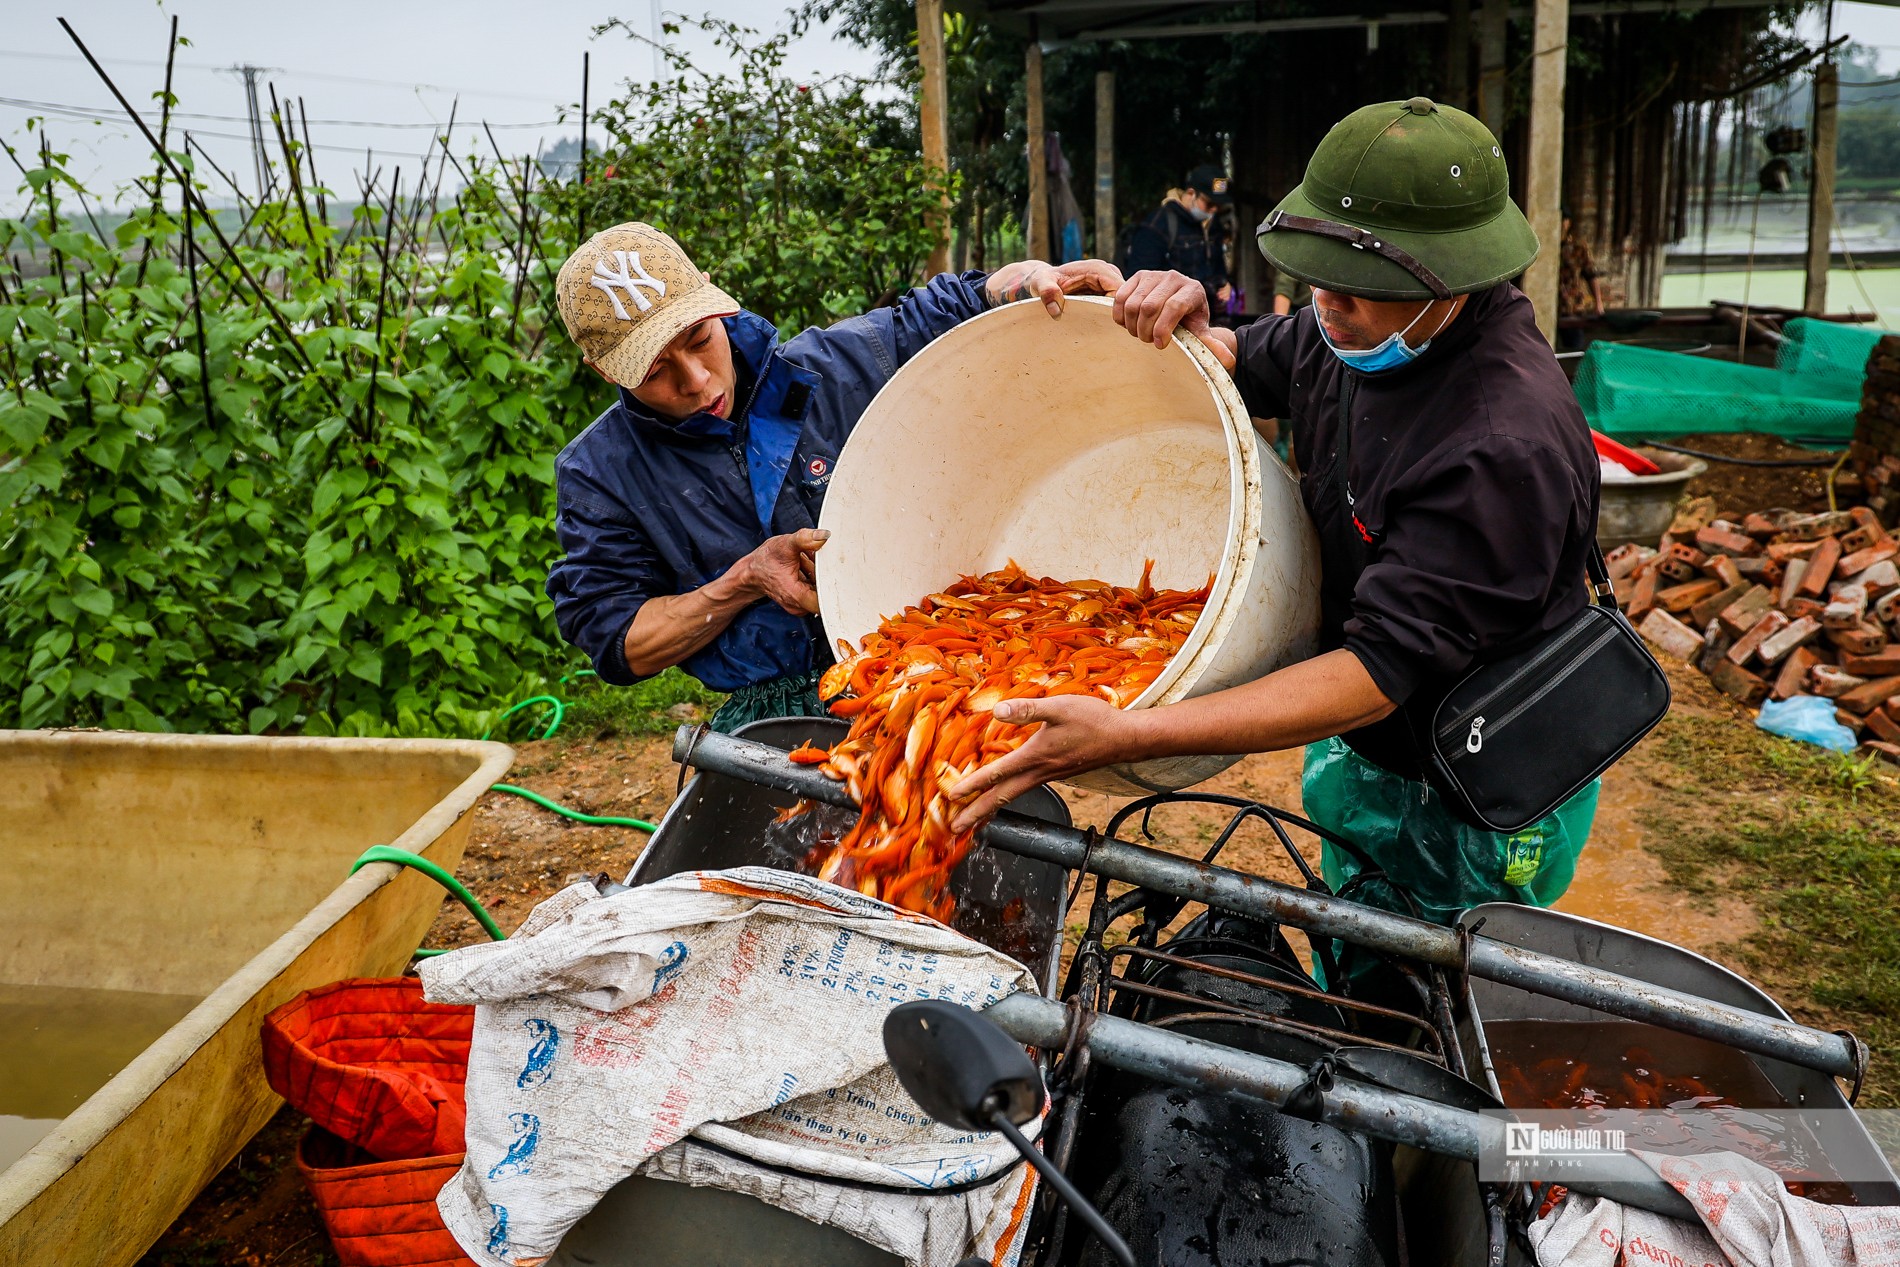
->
298, 1127, 476, 1267
262, 978, 474, 1162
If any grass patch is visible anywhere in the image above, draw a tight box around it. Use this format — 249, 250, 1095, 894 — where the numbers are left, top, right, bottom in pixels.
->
1638, 712, 1900, 1105
559, 668, 727, 739
476, 667, 727, 744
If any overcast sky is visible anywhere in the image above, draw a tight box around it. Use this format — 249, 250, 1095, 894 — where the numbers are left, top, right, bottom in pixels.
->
1, 1, 884, 213
5, 0, 1899, 215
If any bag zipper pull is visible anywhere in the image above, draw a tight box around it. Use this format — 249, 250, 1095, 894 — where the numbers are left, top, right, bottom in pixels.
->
1466, 716, 1487, 754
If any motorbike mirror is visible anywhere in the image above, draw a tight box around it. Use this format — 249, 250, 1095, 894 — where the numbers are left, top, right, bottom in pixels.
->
883, 1000, 1137, 1267
882, 999, 1045, 1132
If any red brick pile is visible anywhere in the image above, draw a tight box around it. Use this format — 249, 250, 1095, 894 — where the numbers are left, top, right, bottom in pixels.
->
1618, 505, 1900, 764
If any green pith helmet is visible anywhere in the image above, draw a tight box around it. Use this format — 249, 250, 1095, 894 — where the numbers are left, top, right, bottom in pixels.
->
1258, 96, 1538, 300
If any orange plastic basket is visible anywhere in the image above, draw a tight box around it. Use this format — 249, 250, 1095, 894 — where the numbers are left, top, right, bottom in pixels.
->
261, 977, 473, 1161
297, 1127, 475, 1267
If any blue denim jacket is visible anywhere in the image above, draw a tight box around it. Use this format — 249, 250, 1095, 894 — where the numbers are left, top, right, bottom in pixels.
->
546, 272, 990, 692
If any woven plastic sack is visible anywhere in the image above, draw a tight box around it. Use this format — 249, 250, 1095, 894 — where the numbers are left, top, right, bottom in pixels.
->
262, 978, 474, 1162
298, 1126, 475, 1267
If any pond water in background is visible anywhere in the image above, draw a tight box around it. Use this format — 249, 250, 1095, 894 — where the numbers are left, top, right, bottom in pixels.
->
0, 983, 203, 1172
1659, 266, 1900, 326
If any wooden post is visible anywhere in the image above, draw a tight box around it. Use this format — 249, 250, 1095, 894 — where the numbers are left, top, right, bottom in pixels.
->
1447, 0, 1471, 109
1521, 0, 1568, 343
1094, 71, 1115, 258
1803, 60, 1839, 315
916, 0, 952, 276
1025, 28, 1050, 261
1478, 0, 1508, 139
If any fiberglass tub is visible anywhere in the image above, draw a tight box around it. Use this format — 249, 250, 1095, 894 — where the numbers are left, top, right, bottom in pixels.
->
0, 730, 513, 1267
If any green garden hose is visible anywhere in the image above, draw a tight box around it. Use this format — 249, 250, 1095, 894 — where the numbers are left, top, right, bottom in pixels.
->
350, 845, 508, 957
479, 669, 596, 741
348, 784, 655, 958
481, 694, 564, 741
490, 782, 657, 833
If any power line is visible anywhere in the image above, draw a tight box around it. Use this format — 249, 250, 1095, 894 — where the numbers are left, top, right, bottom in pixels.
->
0, 95, 561, 130
0, 47, 559, 104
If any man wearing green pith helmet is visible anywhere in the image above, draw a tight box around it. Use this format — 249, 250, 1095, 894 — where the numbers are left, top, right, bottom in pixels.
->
951, 99, 1602, 987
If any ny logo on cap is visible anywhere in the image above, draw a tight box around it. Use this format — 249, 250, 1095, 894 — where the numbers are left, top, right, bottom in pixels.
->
590, 249, 668, 320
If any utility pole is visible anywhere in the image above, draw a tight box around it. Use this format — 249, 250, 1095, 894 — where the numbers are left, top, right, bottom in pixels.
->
230, 63, 273, 198
1803, 58, 1839, 315
1446, 0, 1471, 108
1522, 0, 1570, 343
916, 0, 952, 276
1478, 0, 1508, 139
653, 0, 666, 82
1024, 22, 1049, 262
1095, 71, 1115, 259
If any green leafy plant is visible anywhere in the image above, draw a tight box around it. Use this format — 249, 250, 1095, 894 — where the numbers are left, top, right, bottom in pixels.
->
1, 16, 946, 736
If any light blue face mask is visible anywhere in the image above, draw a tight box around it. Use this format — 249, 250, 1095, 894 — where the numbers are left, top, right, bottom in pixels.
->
1317, 300, 1453, 374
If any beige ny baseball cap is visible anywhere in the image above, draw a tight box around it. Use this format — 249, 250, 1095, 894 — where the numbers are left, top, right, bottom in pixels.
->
555, 223, 741, 387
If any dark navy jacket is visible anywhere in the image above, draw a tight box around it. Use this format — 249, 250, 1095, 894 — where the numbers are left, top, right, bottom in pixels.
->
547, 272, 991, 692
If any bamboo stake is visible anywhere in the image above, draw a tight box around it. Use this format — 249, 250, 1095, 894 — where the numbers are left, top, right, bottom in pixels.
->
181, 196, 218, 434
59, 17, 335, 404
134, 14, 180, 291
366, 168, 400, 438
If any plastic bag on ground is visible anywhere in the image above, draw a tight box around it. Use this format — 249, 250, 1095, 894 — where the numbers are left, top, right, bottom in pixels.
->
1756, 694, 1860, 753
417, 866, 1040, 1267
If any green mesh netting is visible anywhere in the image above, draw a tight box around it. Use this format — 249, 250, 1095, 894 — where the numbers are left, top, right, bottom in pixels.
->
1576, 317, 1891, 443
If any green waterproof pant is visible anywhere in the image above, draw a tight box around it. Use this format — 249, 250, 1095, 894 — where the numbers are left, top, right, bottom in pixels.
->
1301, 736, 1600, 929
708, 668, 831, 734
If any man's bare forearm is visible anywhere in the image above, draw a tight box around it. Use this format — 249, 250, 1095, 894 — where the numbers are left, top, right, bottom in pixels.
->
622, 571, 758, 678
1126, 648, 1395, 758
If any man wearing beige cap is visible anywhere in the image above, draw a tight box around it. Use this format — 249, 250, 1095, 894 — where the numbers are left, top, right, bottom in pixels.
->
546, 222, 1120, 730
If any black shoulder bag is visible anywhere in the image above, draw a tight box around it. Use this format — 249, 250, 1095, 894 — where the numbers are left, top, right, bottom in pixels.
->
1333, 374, 1671, 834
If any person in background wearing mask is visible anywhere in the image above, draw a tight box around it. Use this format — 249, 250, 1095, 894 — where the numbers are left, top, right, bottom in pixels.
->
950, 99, 1601, 999
546, 222, 1121, 732
1123, 164, 1234, 311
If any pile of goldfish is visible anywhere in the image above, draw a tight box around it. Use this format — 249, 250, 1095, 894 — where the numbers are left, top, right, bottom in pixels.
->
790, 561, 1210, 921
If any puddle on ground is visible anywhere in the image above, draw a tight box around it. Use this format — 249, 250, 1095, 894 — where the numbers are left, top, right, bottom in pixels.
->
1552, 796, 1660, 931
1549, 767, 1756, 954
0, 983, 203, 1172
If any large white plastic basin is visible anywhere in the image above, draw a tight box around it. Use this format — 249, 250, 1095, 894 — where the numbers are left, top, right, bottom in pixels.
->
817, 295, 1321, 794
